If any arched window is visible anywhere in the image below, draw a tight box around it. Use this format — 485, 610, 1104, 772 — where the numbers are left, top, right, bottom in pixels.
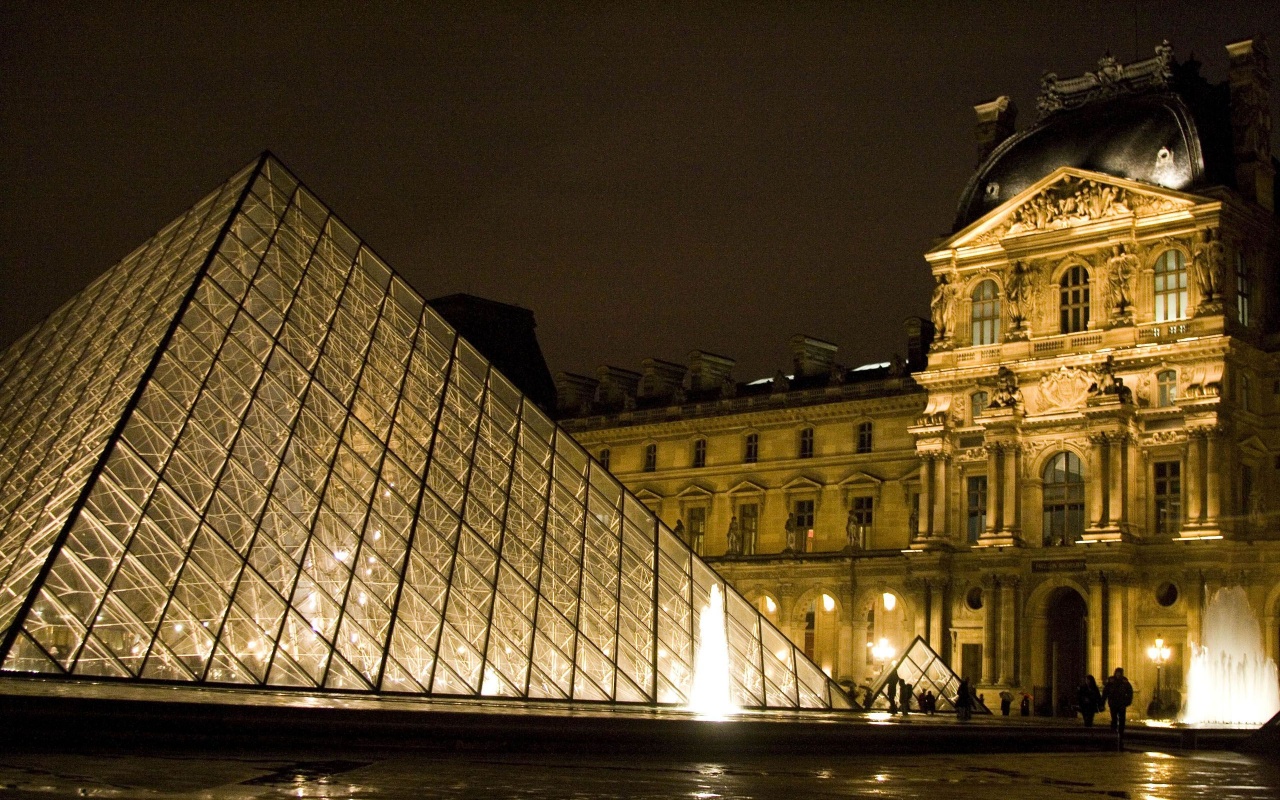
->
971, 279, 1001, 345
1156, 370, 1177, 407
692, 438, 707, 468
743, 432, 759, 463
798, 427, 814, 459
643, 443, 657, 472
1042, 452, 1085, 546
598, 448, 611, 470
1154, 249, 1188, 322
1060, 266, 1090, 333
1236, 249, 1251, 327
856, 421, 873, 454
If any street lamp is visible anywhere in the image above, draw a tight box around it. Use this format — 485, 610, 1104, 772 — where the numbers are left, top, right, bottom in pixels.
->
1146, 635, 1171, 717
871, 637, 896, 669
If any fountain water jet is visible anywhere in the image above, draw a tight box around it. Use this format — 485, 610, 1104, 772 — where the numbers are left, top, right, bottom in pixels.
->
686, 583, 739, 717
1181, 586, 1280, 726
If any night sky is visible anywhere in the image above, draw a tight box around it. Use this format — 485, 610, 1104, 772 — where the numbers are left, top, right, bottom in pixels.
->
2, 3, 1277, 383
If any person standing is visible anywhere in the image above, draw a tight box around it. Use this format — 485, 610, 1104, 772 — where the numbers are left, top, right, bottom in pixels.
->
955, 678, 974, 721
899, 680, 913, 717
1102, 668, 1134, 736
1077, 675, 1103, 727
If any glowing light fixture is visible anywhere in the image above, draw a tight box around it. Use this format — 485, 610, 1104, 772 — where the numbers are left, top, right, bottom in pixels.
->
822, 593, 836, 612
871, 637, 896, 664
882, 592, 896, 611
764, 596, 777, 614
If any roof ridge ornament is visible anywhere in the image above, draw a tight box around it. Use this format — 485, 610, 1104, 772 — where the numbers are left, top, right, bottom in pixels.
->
1037, 40, 1176, 118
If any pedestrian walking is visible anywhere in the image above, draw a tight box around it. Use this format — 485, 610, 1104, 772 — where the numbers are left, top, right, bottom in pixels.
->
1077, 675, 1102, 727
955, 677, 974, 721
1102, 667, 1134, 738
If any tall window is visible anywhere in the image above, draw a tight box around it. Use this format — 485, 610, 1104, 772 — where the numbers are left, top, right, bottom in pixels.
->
1154, 249, 1188, 322
692, 438, 707, 468
1154, 461, 1181, 536
738, 502, 759, 555
856, 421, 873, 454
799, 427, 814, 459
643, 443, 657, 472
1236, 249, 1251, 326
971, 390, 989, 421
599, 448, 611, 470
851, 495, 873, 537
744, 432, 759, 464
794, 498, 815, 552
1042, 451, 1085, 546
1060, 266, 1090, 333
687, 506, 707, 555
1241, 374, 1253, 412
1157, 370, 1177, 407
966, 475, 988, 543
971, 279, 1001, 345
804, 604, 816, 659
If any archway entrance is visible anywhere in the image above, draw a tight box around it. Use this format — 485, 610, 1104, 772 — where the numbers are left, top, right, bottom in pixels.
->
1042, 586, 1087, 715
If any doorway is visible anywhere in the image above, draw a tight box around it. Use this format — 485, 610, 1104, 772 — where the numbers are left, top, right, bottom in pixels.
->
1042, 586, 1087, 715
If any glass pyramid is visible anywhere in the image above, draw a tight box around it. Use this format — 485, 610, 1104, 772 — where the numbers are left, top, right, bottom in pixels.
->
865, 636, 990, 714
0, 154, 848, 710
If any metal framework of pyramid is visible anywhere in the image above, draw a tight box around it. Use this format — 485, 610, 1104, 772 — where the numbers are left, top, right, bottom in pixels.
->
866, 636, 989, 714
0, 153, 848, 709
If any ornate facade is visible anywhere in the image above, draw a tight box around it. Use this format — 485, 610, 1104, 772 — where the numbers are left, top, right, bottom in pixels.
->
560, 39, 1280, 714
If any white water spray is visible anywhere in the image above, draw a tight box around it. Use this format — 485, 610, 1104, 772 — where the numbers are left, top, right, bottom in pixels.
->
1181, 586, 1280, 726
686, 583, 738, 717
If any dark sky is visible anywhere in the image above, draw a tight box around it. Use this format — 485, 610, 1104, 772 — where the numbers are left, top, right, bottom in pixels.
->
2, 3, 1277, 382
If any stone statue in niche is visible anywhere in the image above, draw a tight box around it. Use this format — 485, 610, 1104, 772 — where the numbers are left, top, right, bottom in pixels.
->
1192, 229, 1225, 306
726, 516, 741, 557
673, 519, 686, 545
1105, 243, 1139, 322
1088, 355, 1133, 404
988, 366, 1023, 409
784, 513, 800, 554
846, 507, 865, 552
1004, 260, 1037, 335
930, 270, 959, 342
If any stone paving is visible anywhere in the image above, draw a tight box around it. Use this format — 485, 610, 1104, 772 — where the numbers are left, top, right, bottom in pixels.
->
0, 748, 1277, 799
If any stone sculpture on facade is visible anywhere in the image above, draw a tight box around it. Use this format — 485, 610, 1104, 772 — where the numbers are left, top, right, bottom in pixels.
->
1192, 228, 1226, 309
784, 513, 800, 554
1105, 243, 1139, 323
1005, 260, 1037, 337
1088, 355, 1133, 404
726, 516, 741, 556
930, 269, 959, 344
988, 366, 1023, 409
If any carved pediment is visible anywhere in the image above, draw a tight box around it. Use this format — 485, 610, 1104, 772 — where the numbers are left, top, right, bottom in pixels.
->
1028, 367, 1095, 414
942, 167, 1203, 250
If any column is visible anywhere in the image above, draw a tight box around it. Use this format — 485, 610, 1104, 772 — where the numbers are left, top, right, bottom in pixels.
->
933, 454, 948, 538
1113, 434, 1129, 530
1003, 443, 1020, 536
985, 446, 1000, 534
983, 577, 999, 685
1088, 435, 1106, 528
918, 456, 934, 539
1107, 576, 1129, 675
1099, 435, 1112, 527
1205, 430, 1221, 524
1088, 578, 1105, 678
929, 580, 946, 654
999, 576, 1017, 684
1185, 432, 1203, 526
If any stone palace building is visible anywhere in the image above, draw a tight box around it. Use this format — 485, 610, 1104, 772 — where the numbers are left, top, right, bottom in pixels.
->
559, 39, 1279, 714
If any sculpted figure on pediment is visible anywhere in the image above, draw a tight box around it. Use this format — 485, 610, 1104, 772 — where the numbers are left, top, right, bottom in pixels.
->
988, 366, 1023, 409
1032, 366, 1094, 413
1192, 229, 1225, 303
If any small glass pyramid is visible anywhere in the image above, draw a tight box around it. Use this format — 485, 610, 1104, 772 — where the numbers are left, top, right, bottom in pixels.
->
865, 636, 989, 714
0, 154, 848, 709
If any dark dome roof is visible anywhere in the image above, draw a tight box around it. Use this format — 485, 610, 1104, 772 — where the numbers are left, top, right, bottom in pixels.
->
955, 93, 1208, 230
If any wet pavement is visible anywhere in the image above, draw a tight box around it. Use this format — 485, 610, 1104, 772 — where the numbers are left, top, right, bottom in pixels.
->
0, 749, 1276, 799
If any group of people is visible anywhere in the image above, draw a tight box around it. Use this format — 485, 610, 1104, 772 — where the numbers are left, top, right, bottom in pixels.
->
1078, 667, 1135, 733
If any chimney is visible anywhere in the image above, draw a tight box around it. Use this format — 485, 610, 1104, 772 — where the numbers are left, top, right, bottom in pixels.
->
1227, 38, 1274, 211
974, 96, 1018, 164
904, 316, 936, 370
687, 350, 736, 392
555, 372, 599, 416
638, 358, 688, 401
594, 366, 641, 410
789, 335, 838, 378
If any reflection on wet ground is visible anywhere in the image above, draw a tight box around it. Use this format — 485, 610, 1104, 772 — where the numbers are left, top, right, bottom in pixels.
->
0, 749, 1276, 799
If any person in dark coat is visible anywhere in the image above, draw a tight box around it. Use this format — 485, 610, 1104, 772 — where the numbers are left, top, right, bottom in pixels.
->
899, 680, 913, 716
1077, 675, 1103, 727
1102, 667, 1134, 734
955, 678, 974, 721
886, 670, 899, 714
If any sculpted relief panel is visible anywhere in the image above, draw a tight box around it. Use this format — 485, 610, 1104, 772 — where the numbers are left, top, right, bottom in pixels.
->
974, 176, 1191, 245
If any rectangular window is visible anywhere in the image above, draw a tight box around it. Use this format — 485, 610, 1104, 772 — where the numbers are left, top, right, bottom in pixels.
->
1154, 461, 1180, 536
1237, 250, 1251, 327
599, 448, 610, 470
692, 438, 706, 468
856, 421, 873, 454
744, 433, 758, 463
799, 428, 814, 459
966, 475, 987, 543
643, 444, 657, 472
687, 506, 707, 555
794, 498, 815, 552
852, 495, 873, 548
1157, 370, 1177, 407
738, 502, 759, 555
